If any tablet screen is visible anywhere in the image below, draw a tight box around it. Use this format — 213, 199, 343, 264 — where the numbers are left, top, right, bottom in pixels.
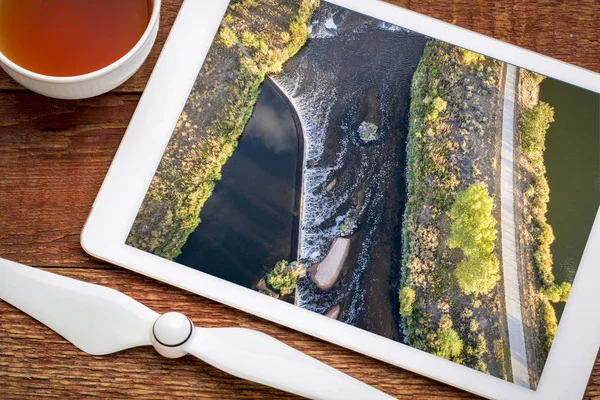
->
126, 0, 600, 390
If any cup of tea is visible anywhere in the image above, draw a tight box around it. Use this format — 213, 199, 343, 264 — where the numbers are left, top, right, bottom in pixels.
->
0, 0, 161, 99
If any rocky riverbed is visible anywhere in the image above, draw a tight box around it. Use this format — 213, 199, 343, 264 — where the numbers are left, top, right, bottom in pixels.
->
273, 2, 426, 340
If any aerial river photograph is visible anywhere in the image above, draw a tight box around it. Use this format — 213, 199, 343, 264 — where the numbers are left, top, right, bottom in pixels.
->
127, 0, 600, 390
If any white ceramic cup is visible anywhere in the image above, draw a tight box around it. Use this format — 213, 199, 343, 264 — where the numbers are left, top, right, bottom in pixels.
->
0, 0, 161, 99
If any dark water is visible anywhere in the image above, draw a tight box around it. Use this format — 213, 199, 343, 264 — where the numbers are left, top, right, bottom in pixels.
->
540, 78, 600, 319
175, 79, 302, 288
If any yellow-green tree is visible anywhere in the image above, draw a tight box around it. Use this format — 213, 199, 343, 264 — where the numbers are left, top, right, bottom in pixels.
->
539, 298, 558, 351
435, 328, 463, 360
448, 184, 500, 295
454, 253, 500, 295
460, 49, 485, 65
543, 281, 571, 303
399, 286, 416, 317
520, 101, 555, 157
425, 96, 447, 123
448, 184, 497, 256
267, 260, 303, 296
219, 27, 238, 48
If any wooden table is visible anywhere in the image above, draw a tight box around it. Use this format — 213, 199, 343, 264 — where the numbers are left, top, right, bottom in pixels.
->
1, 1, 598, 398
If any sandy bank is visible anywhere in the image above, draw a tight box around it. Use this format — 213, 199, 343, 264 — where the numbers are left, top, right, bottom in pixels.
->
325, 305, 341, 319
309, 237, 350, 290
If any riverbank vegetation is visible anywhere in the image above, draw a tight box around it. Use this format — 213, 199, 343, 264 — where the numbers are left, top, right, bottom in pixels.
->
256, 260, 305, 300
401, 39, 510, 379
128, 0, 319, 258
514, 69, 571, 386
448, 184, 500, 295
267, 260, 305, 296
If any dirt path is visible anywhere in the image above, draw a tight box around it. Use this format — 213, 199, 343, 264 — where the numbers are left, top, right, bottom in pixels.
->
500, 64, 531, 388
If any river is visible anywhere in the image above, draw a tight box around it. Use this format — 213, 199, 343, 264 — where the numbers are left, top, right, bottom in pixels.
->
540, 78, 600, 319
175, 78, 302, 288
176, 1, 426, 342
273, 2, 426, 340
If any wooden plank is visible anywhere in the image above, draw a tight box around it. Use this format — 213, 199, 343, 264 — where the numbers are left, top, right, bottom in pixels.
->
0, 268, 479, 400
0, 93, 132, 266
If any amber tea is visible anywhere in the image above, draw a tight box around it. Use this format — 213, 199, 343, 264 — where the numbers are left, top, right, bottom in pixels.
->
0, 0, 150, 77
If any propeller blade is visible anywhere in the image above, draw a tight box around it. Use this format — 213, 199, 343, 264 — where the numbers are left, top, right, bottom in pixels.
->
0, 258, 158, 355
184, 327, 394, 400
1, 259, 393, 399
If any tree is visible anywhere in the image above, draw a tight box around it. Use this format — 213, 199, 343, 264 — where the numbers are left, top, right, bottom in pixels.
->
460, 49, 485, 65
267, 260, 304, 296
520, 102, 555, 157
425, 96, 447, 123
219, 27, 238, 48
447, 184, 497, 257
540, 298, 558, 351
241, 31, 260, 49
543, 282, 571, 303
531, 72, 546, 85
455, 253, 500, 295
432, 96, 447, 112
435, 328, 463, 360
399, 286, 416, 317
448, 184, 500, 295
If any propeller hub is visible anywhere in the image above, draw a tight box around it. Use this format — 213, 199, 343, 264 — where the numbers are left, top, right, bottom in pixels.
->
152, 312, 193, 358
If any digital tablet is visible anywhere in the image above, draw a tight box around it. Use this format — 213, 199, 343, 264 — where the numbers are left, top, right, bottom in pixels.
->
81, 0, 600, 398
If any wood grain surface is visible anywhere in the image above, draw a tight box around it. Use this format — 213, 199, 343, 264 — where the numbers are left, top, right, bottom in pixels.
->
0, 0, 598, 398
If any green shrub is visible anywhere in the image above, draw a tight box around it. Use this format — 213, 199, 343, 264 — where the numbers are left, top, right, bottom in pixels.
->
475, 333, 487, 357
534, 220, 555, 286
543, 282, 571, 303
399, 286, 416, 317
267, 260, 304, 296
432, 96, 447, 112
219, 27, 238, 48
493, 339, 507, 380
439, 314, 453, 330
447, 184, 497, 257
223, 14, 235, 25
448, 184, 500, 295
539, 298, 558, 352
280, 31, 291, 43
474, 359, 488, 373
532, 175, 550, 212
532, 72, 546, 84
455, 253, 500, 295
520, 102, 555, 157
425, 96, 447, 123
483, 76, 496, 88
435, 328, 464, 360
525, 185, 535, 198
460, 49, 485, 65
241, 31, 260, 49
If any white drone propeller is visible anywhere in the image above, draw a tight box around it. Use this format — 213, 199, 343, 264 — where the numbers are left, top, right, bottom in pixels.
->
0, 258, 393, 400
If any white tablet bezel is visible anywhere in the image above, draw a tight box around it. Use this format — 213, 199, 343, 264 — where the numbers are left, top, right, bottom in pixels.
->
81, 1, 600, 398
